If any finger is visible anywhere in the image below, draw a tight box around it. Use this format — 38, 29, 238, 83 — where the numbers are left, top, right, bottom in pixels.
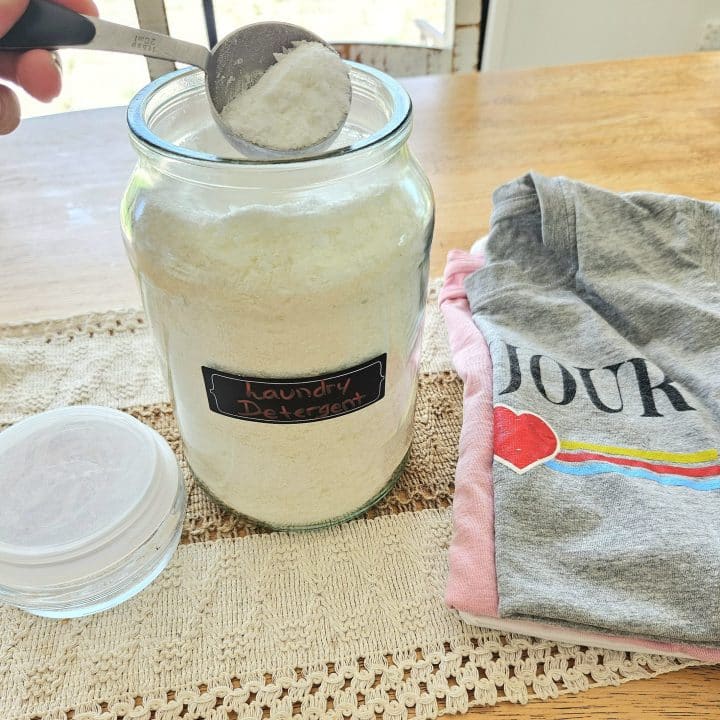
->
15, 48, 61, 100
0, 49, 61, 101
0, 83, 20, 134
0, 49, 62, 101
0, 50, 19, 83
51, 0, 98, 17
0, 0, 28, 36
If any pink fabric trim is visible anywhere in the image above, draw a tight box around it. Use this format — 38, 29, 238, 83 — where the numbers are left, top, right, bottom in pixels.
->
439, 250, 498, 617
441, 249, 720, 662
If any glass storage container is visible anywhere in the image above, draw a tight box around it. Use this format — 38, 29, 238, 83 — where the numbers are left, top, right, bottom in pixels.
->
122, 63, 434, 529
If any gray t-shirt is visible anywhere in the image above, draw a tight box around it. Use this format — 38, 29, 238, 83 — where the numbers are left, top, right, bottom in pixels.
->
465, 172, 720, 644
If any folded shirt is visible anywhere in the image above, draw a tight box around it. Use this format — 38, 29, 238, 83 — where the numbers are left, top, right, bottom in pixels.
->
441, 249, 720, 662
442, 171, 720, 657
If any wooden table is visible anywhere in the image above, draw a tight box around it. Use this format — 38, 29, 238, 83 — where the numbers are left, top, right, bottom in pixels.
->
2, 52, 720, 717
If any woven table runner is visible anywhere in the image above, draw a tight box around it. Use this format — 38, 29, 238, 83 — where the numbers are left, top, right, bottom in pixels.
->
0, 282, 703, 720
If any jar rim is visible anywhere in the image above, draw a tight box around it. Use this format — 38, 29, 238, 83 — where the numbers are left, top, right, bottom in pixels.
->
126, 62, 412, 166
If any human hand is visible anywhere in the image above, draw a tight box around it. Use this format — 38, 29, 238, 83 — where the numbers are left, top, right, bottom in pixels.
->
0, 0, 98, 134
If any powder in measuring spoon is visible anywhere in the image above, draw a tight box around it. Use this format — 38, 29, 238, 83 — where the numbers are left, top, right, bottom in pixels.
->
220, 41, 351, 152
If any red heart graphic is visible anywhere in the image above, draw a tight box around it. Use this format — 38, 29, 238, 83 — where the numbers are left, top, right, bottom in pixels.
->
493, 404, 559, 474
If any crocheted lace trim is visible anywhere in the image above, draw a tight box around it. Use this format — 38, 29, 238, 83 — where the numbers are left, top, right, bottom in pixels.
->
12, 637, 697, 720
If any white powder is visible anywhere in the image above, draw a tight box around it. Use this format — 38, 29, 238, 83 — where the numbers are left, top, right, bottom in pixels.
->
128, 182, 430, 528
220, 41, 351, 151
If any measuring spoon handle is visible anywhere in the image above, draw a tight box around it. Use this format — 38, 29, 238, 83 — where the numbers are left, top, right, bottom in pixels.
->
0, 0, 210, 70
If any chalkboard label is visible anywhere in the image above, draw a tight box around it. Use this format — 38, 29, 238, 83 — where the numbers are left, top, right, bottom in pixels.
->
202, 354, 387, 424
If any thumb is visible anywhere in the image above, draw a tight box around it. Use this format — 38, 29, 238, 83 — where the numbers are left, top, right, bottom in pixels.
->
0, 0, 29, 37
0, 84, 20, 134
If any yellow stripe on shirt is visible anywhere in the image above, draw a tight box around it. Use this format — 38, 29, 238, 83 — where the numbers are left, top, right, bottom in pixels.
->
560, 440, 718, 464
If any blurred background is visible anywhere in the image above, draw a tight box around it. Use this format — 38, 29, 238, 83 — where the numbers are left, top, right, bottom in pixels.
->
16, 0, 720, 119
18, 0, 449, 118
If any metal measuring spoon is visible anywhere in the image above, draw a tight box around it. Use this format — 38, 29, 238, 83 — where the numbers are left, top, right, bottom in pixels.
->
0, 0, 351, 157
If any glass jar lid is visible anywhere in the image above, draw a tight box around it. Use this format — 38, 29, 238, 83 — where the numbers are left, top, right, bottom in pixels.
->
0, 406, 184, 616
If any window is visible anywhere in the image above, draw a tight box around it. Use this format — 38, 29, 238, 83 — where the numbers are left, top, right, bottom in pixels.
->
167, 0, 449, 48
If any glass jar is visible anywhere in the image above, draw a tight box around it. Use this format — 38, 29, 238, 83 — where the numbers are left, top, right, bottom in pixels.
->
121, 63, 434, 530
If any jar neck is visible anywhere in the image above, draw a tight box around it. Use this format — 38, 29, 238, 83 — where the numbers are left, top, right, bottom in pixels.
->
131, 115, 412, 189
127, 63, 413, 189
